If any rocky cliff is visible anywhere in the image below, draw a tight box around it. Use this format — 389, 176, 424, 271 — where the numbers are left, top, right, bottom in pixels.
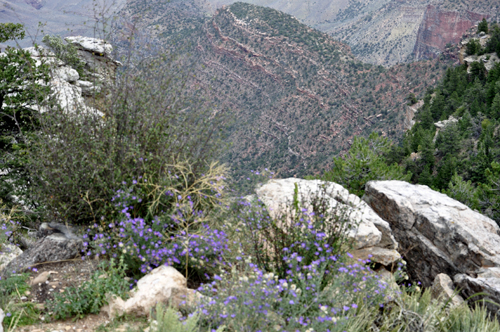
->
413, 5, 486, 60
205, 0, 498, 66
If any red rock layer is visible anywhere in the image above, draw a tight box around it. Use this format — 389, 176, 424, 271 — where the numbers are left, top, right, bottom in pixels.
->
413, 5, 486, 59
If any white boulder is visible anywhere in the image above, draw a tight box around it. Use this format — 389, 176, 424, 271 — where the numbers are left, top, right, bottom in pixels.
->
102, 265, 202, 318
0, 243, 23, 273
255, 178, 399, 265
364, 180, 500, 286
53, 66, 79, 83
65, 36, 113, 57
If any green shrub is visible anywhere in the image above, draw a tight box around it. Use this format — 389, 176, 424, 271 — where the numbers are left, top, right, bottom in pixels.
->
312, 132, 411, 197
46, 256, 130, 320
150, 303, 204, 332
0, 272, 41, 328
27, 50, 227, 226
478, 18, 489, 34
466, 39, 482, 55
42, 35, 86, 78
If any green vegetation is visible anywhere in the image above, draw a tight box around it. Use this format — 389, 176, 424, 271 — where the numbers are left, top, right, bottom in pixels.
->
312, 132, 411, 196
466, 21, 500, 57
318, 58, 500, 224
478, 18, 489, 34
46, 257, 130, 320
0, 23, 50, 206
42, 35, 86, 78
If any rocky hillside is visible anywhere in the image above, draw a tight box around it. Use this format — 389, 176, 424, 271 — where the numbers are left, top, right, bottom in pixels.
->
116, 1, 453, 181
206, 0, 498, 66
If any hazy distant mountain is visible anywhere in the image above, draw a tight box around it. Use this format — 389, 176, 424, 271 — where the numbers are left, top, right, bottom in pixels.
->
204, 0, 498, 66
0, 0, 126, 48
1, 0, 497, 66
116, 1, 454, 179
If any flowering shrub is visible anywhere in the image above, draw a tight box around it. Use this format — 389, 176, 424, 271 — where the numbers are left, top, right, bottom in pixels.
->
82, 163, 230, 280
193, 188, 392, 331
198, 257, 389, 331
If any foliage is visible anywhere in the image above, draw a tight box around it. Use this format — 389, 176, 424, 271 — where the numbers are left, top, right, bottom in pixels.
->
0, 272, 41, 328
0, 23, 25, 43
228, 185, 356, 282
466, 39, 482, 55
198, 257, 388, 332
81, 162, 228, 281
314, 132, 411, 197
42, 35, 86, 78
407, 93, 417, 105
26, 49, 227, 226
478, 18, 489, 34
443, 173, 480, 210
151, 303, 203, 332
45, 257, 130, 320
393, 58, 500, 224
485, 24, 500, 57
375, 287, 500, 332
0, 24, 50, 207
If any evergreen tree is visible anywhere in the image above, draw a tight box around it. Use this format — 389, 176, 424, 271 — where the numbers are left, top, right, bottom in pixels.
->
316, 132, 411, 196
478, 18, 489, 34
434, 154, 456, 190
491, 93, 500, 119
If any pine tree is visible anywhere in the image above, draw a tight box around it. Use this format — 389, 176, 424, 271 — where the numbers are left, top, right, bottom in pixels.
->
491, 93, 500, 120
478, 18, 489, 34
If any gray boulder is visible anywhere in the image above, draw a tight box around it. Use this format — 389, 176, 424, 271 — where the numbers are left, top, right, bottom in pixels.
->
363, 180, 500, 286
431, 273, 464, 307
0, 243, 23, 272
1, 223, 83, 275
364, 180, 500, 316
454, 273, 500, 315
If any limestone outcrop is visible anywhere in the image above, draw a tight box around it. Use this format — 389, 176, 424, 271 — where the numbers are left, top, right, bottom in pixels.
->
102, 265, 202, 318
255, 178, 400, 267
364, 180, 500, 314
24, 36, 120, 116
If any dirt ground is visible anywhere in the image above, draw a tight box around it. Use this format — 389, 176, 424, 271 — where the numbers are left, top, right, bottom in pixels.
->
10, 258, 148, 332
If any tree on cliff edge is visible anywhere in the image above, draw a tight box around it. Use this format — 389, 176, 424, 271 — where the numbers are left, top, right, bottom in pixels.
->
0, 23, 50, 205
478, 18, 488, 34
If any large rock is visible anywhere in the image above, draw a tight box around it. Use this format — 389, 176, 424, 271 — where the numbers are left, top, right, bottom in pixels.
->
0, 243, 23, 272
363, 180, 500, 287
1, 235, 83, 275
454, 273, 500, 315
102, 265, 202, 318
53, 66, 79, 83
255, 178, 399, 265
65, 36, 121, 89
65, 36, 113, 57
431, 273, 464, 307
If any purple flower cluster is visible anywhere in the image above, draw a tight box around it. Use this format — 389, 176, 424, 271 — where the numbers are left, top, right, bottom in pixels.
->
114, 214, 230, 274
193, 198, 391, 331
